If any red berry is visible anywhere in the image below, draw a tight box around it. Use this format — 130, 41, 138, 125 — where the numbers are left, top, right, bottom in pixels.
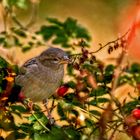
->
132, 108, 140, 120
132, 126, 140, 139
57, 86, 68, 97
18, 92, 26, 101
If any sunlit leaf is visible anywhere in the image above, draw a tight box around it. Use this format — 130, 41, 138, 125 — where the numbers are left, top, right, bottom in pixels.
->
57, 103, 66, 120
122, 100, 140, 114
10, 105, 27, 113
90, 110, 101, 116
90, 86, 109, 97
0, 57, 9, 68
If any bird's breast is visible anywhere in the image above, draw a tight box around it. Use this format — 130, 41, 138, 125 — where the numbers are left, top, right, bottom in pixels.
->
16, 65, 64, 101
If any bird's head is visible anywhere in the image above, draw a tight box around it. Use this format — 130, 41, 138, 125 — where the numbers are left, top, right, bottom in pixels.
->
38, 47, 70, 69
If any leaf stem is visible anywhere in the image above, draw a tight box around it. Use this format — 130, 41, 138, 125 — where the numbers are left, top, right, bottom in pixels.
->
31, 111, 50, 132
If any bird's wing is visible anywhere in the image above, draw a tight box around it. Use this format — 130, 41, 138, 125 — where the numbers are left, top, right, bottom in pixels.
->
23, 57, 38, 69
16, 57, 40, 85
18, 57, 39, 75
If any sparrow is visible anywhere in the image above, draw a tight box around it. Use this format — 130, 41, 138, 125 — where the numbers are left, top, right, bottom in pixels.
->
15, 47, 69, 102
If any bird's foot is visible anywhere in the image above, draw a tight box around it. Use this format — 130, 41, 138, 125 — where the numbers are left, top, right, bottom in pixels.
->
23, 98, 33, 111
43, 99, 55, 125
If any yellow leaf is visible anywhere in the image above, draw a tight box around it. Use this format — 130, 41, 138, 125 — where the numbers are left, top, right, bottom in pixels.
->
5, 76, 14, 82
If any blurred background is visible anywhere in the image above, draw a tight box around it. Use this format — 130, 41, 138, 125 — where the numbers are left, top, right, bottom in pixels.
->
0, 0, 139, 63
0, 1, 139, 139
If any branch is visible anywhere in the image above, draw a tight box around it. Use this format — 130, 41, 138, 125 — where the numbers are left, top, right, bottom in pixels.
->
4, 1, 39, 30
70, 29, 130, 57
108, 123, 122, 140
25, 2, 38, 28
0, 3, 9, 32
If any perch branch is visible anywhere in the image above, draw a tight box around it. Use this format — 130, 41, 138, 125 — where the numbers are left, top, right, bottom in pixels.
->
70, 29, 130, 57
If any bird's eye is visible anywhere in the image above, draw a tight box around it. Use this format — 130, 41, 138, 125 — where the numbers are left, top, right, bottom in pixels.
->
53, 58, 59, 61
52, 58, 60, 63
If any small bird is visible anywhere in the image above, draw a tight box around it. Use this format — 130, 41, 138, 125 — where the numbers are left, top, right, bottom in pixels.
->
15, 47, 69, 102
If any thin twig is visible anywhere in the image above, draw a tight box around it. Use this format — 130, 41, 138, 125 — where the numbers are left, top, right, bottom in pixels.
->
76, 126, 87, 131
108, 123, 122, 140
70, 29, 130, 57
11, 13, 26, 30
50, 98, 56, 113
6, 1, 39, 30
74, 106, 100, 120
0, 4, 9, 32
96, 105, 122, 120
26, 2, 38, 28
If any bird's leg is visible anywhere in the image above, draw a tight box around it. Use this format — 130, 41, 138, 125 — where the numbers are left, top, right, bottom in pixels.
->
43, 99, 55, 125
23, 98, 34, 111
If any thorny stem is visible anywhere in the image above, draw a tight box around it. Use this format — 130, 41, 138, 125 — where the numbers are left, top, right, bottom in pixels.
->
70, 29, 130, 57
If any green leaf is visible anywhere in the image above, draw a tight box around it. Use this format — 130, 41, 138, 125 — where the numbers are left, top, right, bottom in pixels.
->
0, 87, 2, 93
37, 17, 91, 47
89, 98, 110, 106
15, 131, 27, 139
134, 74, 140, 83
82, 63, 96, 73
52, 35, 68, 44
57, 103, 66, 120
22, 46, 32, 52
12, 28, 27, 38
67, 64, 74, 76
130, 63, 140, 73
90, 86, 109, 97
18, 123, 33, 133
70, 109, 79, 117
63, 17, 77, 36
28, 112, 43, 122
118, 75, 133, 85
47, 17, 63, 26
90, 110, 101, 116
0, 37, 5, 44
0, 57, 9, 68
64, 93, 75, 103
33, 126, 68, 140
75, 26, 91, 41
13, 36, 21, 46
10, 105, 27, 113
7, 0, 27, 9
62, 43, 72, 48
37, 25, 60, 40
66, 81, 76, 89
97, 98, 110, 103
122, 100, 140, 114
33, 133, 49, 140
64, 127, 81, 140
104, 65, 115, 83
85, 118, 94, 127
33, 115, 48, 131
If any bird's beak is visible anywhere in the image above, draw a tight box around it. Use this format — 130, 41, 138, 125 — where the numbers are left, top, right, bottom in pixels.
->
59, 55, 71, 64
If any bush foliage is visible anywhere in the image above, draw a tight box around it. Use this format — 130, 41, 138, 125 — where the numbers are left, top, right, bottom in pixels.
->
0, 0, 140, 140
